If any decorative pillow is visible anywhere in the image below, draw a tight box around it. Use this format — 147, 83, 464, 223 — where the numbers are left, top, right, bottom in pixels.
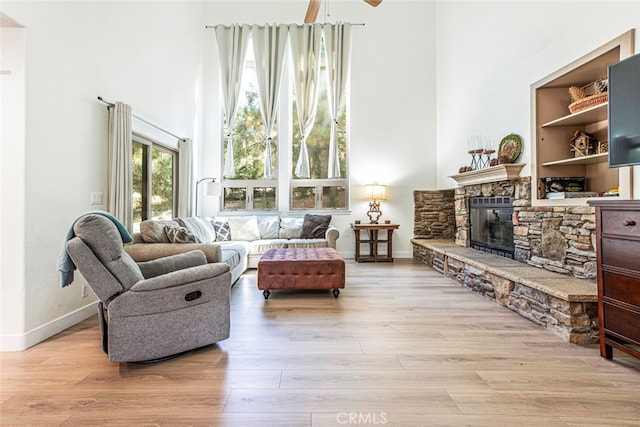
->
257, 215, 280, 239
213, 219, 231, 242
227, 216, 261, 241
176, 216, 216, 243
300, 214, 332, 239
279, 217, 304, 239
140, 220, 180, 243
165, 225, 200, 243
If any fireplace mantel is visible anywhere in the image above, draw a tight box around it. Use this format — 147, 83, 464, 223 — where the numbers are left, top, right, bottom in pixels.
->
449, 163, 525, 186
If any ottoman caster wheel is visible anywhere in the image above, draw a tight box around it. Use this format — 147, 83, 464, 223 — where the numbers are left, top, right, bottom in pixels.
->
333, 288, 340, 298
263, 290, 270, 299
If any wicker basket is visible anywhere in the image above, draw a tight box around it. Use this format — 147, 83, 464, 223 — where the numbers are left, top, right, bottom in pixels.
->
568, 92, 608, 114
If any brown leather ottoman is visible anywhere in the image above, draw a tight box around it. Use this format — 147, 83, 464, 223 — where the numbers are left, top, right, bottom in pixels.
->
257, 248, 345, 299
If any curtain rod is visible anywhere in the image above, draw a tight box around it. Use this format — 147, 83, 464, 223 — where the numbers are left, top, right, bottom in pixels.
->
205, 23, 364, 29
97, 96, 184, 141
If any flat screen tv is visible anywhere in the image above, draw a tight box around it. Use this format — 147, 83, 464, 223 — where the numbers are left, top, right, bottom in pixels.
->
608, 52, 640, 168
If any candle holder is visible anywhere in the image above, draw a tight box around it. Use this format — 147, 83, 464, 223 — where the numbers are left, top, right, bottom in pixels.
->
468, 148, 483, 170
481, 149, 495, 168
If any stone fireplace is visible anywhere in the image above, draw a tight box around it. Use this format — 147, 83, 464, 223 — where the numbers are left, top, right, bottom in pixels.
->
468, 196, 515, 258
412, 176, 599, 344
414, 174, 598, 281
454, 177, 529, 261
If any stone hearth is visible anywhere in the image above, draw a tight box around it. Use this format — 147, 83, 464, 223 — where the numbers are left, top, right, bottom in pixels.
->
412, 177, 600, 344
412, 239, 598, 344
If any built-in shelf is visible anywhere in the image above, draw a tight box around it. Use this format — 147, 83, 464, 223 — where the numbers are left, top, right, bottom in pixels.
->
449, 163, 525, 186
531, 30, 634, 206
541, 103, 608, 128
541, 152, 608, 167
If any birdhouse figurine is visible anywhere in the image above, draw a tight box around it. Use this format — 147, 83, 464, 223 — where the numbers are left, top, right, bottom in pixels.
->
570, 130, 598, 157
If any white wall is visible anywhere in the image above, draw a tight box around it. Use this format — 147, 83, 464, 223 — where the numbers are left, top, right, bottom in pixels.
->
435, 1, 640, 197
1, 25, 27, 350
0, 1, 204, 350
201, 0, 438, 257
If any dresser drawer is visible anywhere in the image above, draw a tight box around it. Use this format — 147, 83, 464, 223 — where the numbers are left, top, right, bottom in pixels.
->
601, 209, 640, 237
603, 271, 640, 306
603, 302, 640, 345
602, 237, 640, 273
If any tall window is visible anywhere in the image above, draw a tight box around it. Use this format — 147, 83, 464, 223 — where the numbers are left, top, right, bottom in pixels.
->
219, 26, 350, 212
291, 43, 348, 210
132, 134, 178, 231
222, 43, 278, 210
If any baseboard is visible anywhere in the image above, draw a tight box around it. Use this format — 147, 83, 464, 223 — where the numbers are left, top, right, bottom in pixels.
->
0, 301, 98, 352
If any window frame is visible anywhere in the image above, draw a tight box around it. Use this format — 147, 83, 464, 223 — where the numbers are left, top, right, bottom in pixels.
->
289, 179, 349, 211
132, 133, 179, 227
221, 178, 278, 211
219, 33, 350, 213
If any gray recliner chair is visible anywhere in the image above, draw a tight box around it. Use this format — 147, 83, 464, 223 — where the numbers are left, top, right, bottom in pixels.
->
65, 214, 232, 362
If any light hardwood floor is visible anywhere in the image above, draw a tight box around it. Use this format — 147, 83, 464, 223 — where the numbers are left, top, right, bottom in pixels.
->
2, 260, 639, 426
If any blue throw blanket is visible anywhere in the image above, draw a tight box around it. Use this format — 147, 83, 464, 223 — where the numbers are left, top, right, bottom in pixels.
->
57, 211, 133, 287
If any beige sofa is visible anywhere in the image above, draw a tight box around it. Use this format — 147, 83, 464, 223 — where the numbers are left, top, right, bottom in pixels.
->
125, 214, 340, 284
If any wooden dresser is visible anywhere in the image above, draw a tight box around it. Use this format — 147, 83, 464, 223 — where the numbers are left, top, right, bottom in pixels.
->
588, 199, 640, 360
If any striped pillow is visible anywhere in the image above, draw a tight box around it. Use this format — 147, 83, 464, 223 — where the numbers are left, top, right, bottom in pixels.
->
165, 225, 200, 243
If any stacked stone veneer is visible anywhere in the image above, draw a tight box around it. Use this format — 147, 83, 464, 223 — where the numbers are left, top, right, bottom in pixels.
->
514, 206, 597, 280
415, 177, 598, 281
413, 190, 456, 239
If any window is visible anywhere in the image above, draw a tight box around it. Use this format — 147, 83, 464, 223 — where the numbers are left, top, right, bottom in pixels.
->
222, 45, 278, 210
291, 43, 348, 210
132, 134, 178, 231
220, 31, 349, 212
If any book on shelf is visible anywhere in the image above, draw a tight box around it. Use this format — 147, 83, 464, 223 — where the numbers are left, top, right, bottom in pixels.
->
546, 191, 599, 199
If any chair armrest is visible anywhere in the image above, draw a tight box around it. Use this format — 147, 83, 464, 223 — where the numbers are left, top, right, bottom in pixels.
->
124, 242, 222, 263
137, 250, 207, 279
325, 225, 340, 249
130, 262, 230, 292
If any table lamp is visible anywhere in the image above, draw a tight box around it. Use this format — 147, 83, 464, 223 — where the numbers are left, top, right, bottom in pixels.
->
364, 183, 386, 223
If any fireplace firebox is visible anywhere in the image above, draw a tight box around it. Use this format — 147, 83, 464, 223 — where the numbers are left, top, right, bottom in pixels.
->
469, 196, 515, 258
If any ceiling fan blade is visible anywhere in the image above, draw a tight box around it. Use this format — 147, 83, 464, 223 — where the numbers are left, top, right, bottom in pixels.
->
304, 0, 321, 23
363, 0, 383, 6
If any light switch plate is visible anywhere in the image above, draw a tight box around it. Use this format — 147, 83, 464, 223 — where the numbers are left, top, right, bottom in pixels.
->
90, 192, 104, 205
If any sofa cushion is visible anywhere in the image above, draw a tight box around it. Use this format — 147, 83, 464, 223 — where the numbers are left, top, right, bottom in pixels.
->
287, 238, 328, 249
300, 214, 332, 239
217, 241, 249, 270
227, 216, 261, 241
247, 239, 289, 255
176, 217, 216, 243
164, 225, 200, 243
257, 215, 280, 239
213, 219, 231, 242
279, 217, 303, 239
140, 219, 180, 243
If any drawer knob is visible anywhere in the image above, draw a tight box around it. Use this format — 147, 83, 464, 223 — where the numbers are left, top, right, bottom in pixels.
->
623, 220, 637, 226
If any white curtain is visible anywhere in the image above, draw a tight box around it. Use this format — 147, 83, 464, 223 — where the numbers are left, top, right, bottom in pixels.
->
107, 101, 133, 231
289, 24, 323, 179
251, 24, 288, 179
324, 22, 352, 179
214, 24, 251, 178
178, 138, 194, 217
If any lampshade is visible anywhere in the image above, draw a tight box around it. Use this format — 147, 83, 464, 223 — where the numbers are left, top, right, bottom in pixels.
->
364, 183, 387, 201
204, 180, 222, 196
195, 177, 220, 216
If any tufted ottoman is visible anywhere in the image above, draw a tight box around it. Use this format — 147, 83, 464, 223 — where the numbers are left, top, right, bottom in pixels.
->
257, 247, 345, 299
